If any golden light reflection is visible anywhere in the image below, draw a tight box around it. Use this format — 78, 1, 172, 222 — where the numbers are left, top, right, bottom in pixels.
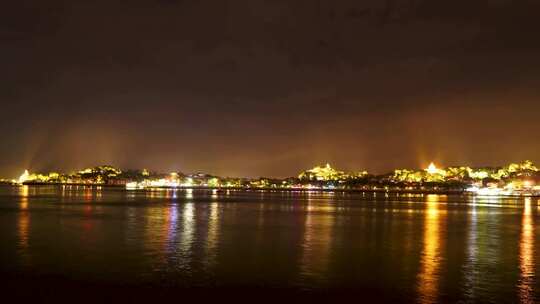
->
186, 189, 194, 200
204, 202, 220, 268
18, 211, 30, 248
418, 194, 445, 304
17, 185, 30, 265
463, 197, 479, 299
125, 206, 137, 246
167, 205, 178, 249
143, 205, 169, 266
300, 201, 335, 284
180, 203, 195, 256
208, 203, 219, 249
518, 198, 534, 303
20, 185, 29, 210
17, 186, 30, 251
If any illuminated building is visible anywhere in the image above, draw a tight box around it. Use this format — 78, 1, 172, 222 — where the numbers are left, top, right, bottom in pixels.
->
298, 163, 367, 182
5, 161, 540, 196
426, 163, 438, 175
18, 170, 31, 184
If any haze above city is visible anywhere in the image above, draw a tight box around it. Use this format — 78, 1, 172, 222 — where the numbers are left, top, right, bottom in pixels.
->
2, 1, 540, 178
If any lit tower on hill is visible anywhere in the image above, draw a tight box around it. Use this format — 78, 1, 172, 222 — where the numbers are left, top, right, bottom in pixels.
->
426, 163, 439, 175
18, 170, 30, 184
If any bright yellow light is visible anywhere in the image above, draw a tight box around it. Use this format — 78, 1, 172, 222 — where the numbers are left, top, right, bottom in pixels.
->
519, 198, 534, 302
298, 163, 358, 181
418, 194, 443, 303
126, 182, 139, 190
426, 163, 438, 175
18, 170, 30, 184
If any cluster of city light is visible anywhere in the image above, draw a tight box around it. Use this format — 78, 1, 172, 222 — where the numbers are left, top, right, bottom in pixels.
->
426, 163, 444, 175
466, 179, 540, 196
15, 165, 121, 185
126, 175, 196, 189
7, 160, 540, 196
18, 170, 30, 184
392, 161, 538, 183
298, 163, 367, 182
16, 170, 60, 184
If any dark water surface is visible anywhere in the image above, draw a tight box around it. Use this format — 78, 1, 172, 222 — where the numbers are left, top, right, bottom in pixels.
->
0, 185, 538, 303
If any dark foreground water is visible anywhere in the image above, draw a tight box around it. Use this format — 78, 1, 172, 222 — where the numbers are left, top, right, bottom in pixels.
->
0, 185, 539, 303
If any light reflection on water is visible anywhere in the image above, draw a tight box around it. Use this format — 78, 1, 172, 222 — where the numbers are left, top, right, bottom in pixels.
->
179, 203, 195, 262
299, 197, 335, 286
166, 203, 178, 257
519, 198, 535, 303
1, 186, 539, 301
17, 186, 30, 265
204, 202, 220, 269
417, 194, 445, 304
463, 196, 479, 299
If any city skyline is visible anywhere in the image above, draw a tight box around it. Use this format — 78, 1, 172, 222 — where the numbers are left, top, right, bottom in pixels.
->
2, 1, 540, 301
6, 159, 540, 180
7, 161, 540, 197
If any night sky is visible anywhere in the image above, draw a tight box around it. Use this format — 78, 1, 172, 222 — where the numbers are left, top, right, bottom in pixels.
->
2, 0, 540, 178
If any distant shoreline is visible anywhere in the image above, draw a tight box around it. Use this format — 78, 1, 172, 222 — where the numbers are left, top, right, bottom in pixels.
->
0, 182, 480, 196
4, 182, 540, 197
7, 162, 540, 198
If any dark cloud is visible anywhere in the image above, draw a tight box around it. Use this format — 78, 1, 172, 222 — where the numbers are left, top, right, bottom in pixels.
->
1, 0, 540, 177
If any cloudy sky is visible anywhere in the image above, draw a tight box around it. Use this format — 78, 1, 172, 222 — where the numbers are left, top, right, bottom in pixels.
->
2, 0, 540, 177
